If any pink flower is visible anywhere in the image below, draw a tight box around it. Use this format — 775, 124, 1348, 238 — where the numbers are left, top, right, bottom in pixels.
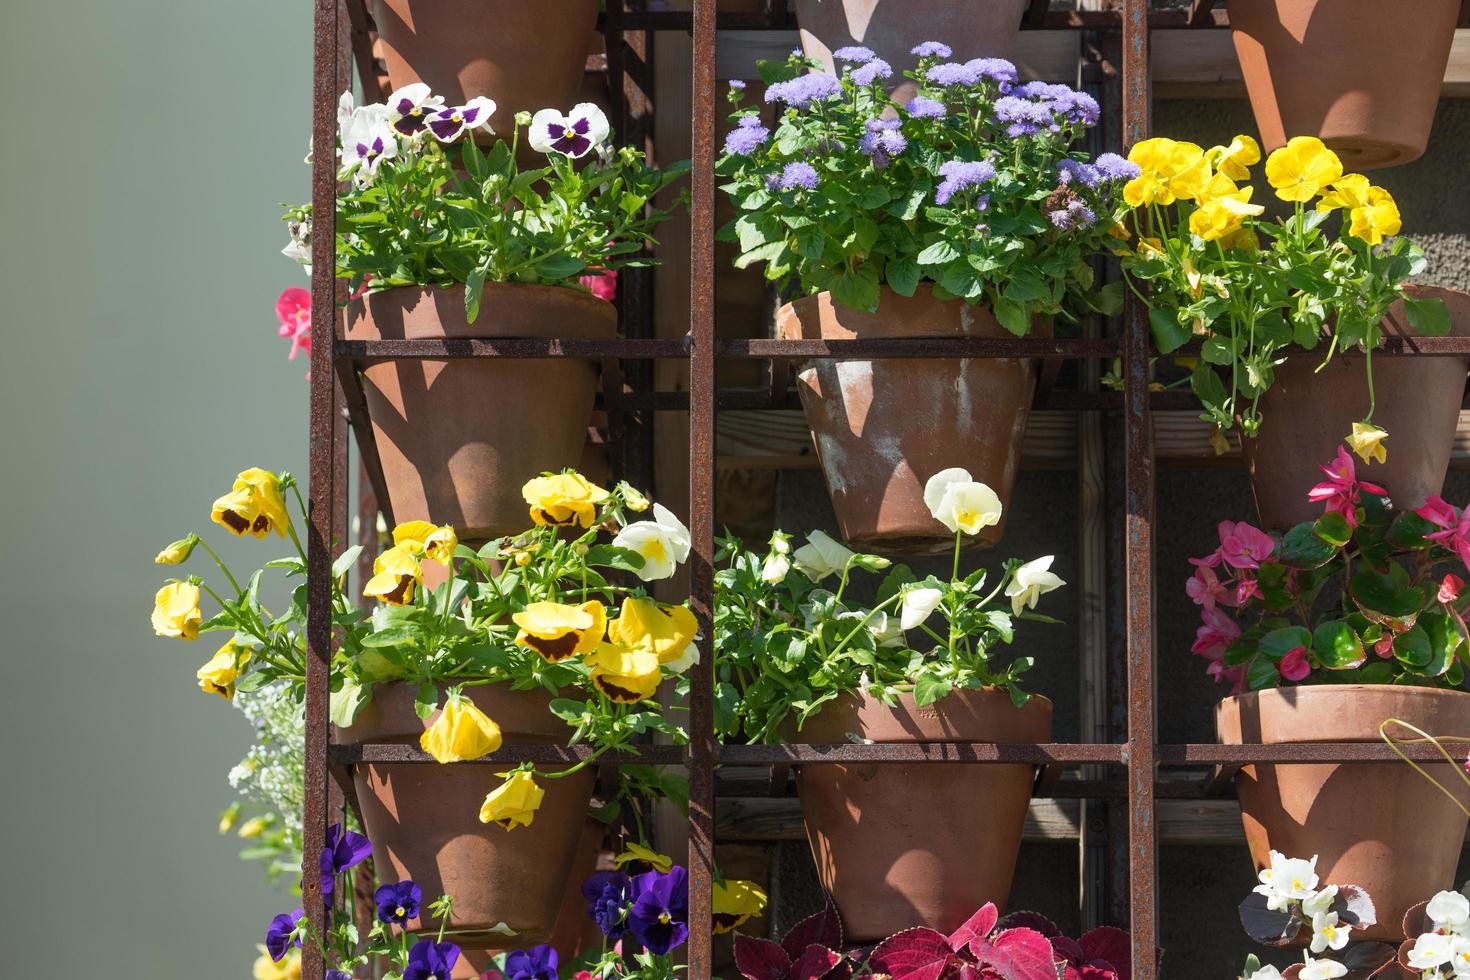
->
1218, 520, 1274, 570
1191, 606, 1240, 661
1185, 565, 1231, 610
1416, 495, 1459, 532
1278, 646, 1311, 682
1441, 574, 1464, 605
579, 268, 617, 302
1307, 446, 1384, 528
1206, 659, 1247, 694
1235, 576, 1263, 605
276, 287, 311, 361
1188, 550, 1223, 569
1374, 633, 1395, 659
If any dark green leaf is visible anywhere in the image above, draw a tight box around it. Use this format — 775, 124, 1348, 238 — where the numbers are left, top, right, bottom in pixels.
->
1313, 620, 1366, 669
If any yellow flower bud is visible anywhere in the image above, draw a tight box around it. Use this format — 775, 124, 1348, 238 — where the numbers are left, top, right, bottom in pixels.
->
238, 815, 271, 839
1346, 422, 1388, 465
218, 802, 241, 835
155, 535, 198, 565
617, 481, 651, 512
254, 947, 301, 980
479, 770, 544, 830
420, 691, 503, 763
152, 581, 201, 640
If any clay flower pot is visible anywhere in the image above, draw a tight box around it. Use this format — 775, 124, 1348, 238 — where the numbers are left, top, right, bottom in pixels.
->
337, 683, 596, 948
1218, 685, 1470, 942
776, 287, 1041, 554
1242, 286, 1470, 531
1229, 0, 1458, 169
370, 0, 597, 139
795, 0, 1026, 106
793, 689, 1052, 943
346, 283, 615, 541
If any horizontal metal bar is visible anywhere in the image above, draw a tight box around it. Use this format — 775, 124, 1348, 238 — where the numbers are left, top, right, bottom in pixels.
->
596, 9, 1230, 31
329, 743, 686, 765
1159, 743, 1464, 764
726, 337, 1122, 359
717, 742, 1127, 764
335, 338, 689, 361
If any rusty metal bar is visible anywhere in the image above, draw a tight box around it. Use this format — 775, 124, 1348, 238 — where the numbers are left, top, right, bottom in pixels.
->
334, 336, 1124, 361
595, 9, 1229, 30
719, 743, 1127, 764
332, 743, 688, 765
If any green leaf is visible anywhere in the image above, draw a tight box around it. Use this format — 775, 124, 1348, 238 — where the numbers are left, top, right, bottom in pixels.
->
332, 545, 364, 581
329, 678, 370, 727
1350, 562, 1426, 627
464, 266, 487, 323
1200, 335, 1234, 365
1259, 626, 1311, 663
993, 296, 1031, 337
1149, 308, 1191, 354
876, 563, 917, 604
1246, 656, 1281, 691
1393, 626, 1433, 669
886, 257, 921, 298
413, 681, 439, 721
1278, 522, 1338, 570
1313, 512, 1353, 548
917, 240, 960, 266
535, 255, 587, 280
858, 185, 892, 209
1313, 620, 1366, 670
913, 673, 952, 708
583, 544, 646, 573
1404, 295, 1451, 337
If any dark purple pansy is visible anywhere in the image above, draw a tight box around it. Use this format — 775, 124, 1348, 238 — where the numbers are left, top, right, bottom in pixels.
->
326, 972, 352, 980
374, 880, 423, 925
628, 866, 689, 955
581, 870, 633, 938
266, 908, 303, 962
319, 823, 372, 901
403, 939, 461, 980
505, 944, 559, 980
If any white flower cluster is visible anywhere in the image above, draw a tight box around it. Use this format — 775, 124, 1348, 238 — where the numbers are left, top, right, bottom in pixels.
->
228, 682, 306, 852
1407, 889, 1470, 976
1247, 852, 1351, 979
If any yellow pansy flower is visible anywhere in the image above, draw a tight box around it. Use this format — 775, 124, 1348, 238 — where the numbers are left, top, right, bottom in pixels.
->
522, 471, 610, 528
234, 468, 290, 534
1207, 134, 1260, 181
254, 946, 301, 980
713, 879, 769, 933
512, 600, 607, 661
614, 842, 674, 873
152, 581, 201, 640
606, 597, 699, 666
420, 690, 503, 763
1348, 187, 1402, 246
392, 520, 458, 565
1265, 136, 1342, 202
479, 769, 545, 830
238, 815, 271, 839
587, 642, 662, 703
1166, 146, 1211, 202
154, 535, 198, 565
1124, 138, 1206, 207
1315, 173, 1372, 213
1346, 422, 1388, 465
362, 544, 422, 605
213, 470, 289, 538
197, 641, 249, 700
1189, 185, 1265, 243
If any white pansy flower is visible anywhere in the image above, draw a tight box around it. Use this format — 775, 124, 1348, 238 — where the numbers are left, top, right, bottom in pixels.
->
792, 530, 855, 582
761, 551, 790, 584
385, 82, 446, 137
1297, 954, 1347, 980
1253, 851, 1319, 911
339, 103, 397, 185
1409, 932, 1456, 972
528, 103, 611, 158
611, 504, 691, 582
1245, 968, 1282, 980
1450, 935, 1470, 976
923, 467, 1003, 536
1005, 556, 1066, 615
1430, 890, 1470, 934
664, 643, 699, 674
900, 587, 945, 631
1309, 911, 1350, 954
868, 611, 905, 648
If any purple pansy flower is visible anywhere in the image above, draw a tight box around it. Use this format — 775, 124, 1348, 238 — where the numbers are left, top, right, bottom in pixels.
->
426, 96, 496, 143
851, 58, 893, 86
386, 83, 445, 137
628, 867, 689, 955
528, 103, 611, 159
723, 116, 770, 155
318, 823, 372, 901
1095, 151, 1141, 182
904, 95, 947, 119
265, 909, 303, 962
777, 161, 820, 191
934, 160, 997, 206
832, 45, 876, 63
374, 880, 422, 925
403, 939, 460, 980
505, 945, 559, 980
764, 73, 842, 109
859, 117, 908, 169
326, 972, 352, 980
581, 871, 633, 938
910, 41, 953, 59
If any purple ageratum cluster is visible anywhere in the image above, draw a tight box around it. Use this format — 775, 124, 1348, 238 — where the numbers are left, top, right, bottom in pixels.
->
319, 823, 372, 902
769, 161, 819, 192
851, 58, 893, 86
505, 945, 559, 980
729, 79, 746, 91
910, 40, 954, 59
629, 867, 690, 954
905, 95, 947, 119
968, 58, 1020, 89
764, 72, 842, 109
925, 61, 983, 87
859, 117, 908, 169
993, 95, 1056, 137
935, 159, 997, 207
1095, 151, 1141, 182
582, 870, 634, 938
1049, 199, 1097, 231
404, 939, 460, 980
1057, 153, 1140, 189
926, 58, 1018, 90
832, 45, 876, 63
723, 115, 770, 156
1013, 81, 1100, 126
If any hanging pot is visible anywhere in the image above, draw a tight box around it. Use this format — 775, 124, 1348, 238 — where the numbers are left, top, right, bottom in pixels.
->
794, 0, 1027, 106
793, 689, 1052, 943
1218, 685, 1470, 943
345, 283, 614, 541
776, 286, 1041, 554
338, 682, 595, 948
1242, 286, 1470, 531
370, 0, 598, 139
1228, 0, 1458, 169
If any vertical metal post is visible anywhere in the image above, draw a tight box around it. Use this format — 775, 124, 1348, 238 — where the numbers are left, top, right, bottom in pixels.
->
1120, 0, 1157, 975
687, 1, 718, 978
303, 1, 341, 978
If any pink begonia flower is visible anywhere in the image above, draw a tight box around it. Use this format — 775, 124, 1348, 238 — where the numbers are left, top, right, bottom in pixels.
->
1278, 646, 1311, 682
1418, 495, 1460, 532
1440, 574, 1464, 605
1235, 576, 1263, 605
1185, 564, 1231, 610
579, 268, 617, 301
1207, 659, 1247, 694
1191, 605, 1240, 661
1218, 519, 1274, 570
276, 287, 311, 361
1307, 446, 1385, 527
1189, 550, 1223, 569
1374, 633, 1395, 659
1413, 496, 1470, 571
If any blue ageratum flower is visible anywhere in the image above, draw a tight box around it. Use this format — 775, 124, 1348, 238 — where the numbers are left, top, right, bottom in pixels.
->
1057, 158, 1103, 189
935, 160, 997, 206
265, 908, 303, 962
904, 96, 947, 120
403, 939, 460, 980
764, 73, 842, 109
832, 45, 876, 63
777, 162, 820, 191
505, 944, 559, 980
374, 880, 422, 925
850, 58, 892, 86
723, 116, 770, 156
965, 57, 1019, 90
1095, 152, 1141, 183
859, 118, 908, 169
910, 41, 953, 59
319, 823, 372, 901
925, 61, 982, 87
581, 871, 633, 938
628, 866, 689, 955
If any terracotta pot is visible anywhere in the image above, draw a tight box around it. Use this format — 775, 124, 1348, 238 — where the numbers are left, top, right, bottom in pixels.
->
337, 683, 596, 948
1243, 286, 1470, 531
794, 689, 1052, 942
776, 287, 1041, 554
346, 283, 614, 539
1218, 685, 1470, 942
370, 0, 597, 139
795, 0, 1026, 106
1229, 0, 1458, 169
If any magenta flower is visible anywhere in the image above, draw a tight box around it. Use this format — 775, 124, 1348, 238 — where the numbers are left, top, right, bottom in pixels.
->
1185, 564, 1230, 610
1217, 520, 1273, 570
1440, 574, 1464, 605
1278, 646, 1311, 682
1191, 606, 1240, 661
1417, 495, 1459, 532
1234, 576, 1263, 605
276, 287, 311, 362
1307, 446, 1385, 527
578, 269, 617, 302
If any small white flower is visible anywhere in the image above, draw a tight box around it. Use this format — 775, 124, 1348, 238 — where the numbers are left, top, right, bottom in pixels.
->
900, 587, 945, 631
1309, 911, 1350, 954
792, 530, 855, 582
1005, 556, 1065, 615
1300, 885, 1337, 919
611, 504, 691, 582
1409, 931, 1457, 972
923, 467, 1003, 536
664, 642, 699, 674
1253, 852, 1319, 912
1297, 954, 1347, 980
761, 551, 790, 584
339, 103, 397, 184
337, 89, 357, 136
281, 218, 311, 270
528, 103, 611, 158
1245, 968, 1282, 980
1450, 935, 1470, 976
1430, 890, 1470, 934
427, 96, 497, 142
867, 611, 905, 648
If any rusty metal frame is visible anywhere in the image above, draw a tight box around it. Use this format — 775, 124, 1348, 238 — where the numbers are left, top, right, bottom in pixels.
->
301, 4, 1470, 978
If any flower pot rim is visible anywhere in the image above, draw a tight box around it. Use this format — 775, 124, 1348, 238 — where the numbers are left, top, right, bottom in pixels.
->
791, 687, 1054, 744
1216, 683, 1470, 745
336, 678, 569, 744
348, 280, 617, 319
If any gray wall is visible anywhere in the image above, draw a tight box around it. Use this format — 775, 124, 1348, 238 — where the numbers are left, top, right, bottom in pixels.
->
1, 2, 313, 976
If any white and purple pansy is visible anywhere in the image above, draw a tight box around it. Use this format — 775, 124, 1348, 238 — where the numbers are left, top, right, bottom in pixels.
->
426, 96, 497, 143
339, 103, 397, 181
386, 82, 445, 137
528, 103, 611, 159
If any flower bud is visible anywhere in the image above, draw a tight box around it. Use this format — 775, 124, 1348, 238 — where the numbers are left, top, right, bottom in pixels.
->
514, 110, 532, 128
155, 534, 199, 565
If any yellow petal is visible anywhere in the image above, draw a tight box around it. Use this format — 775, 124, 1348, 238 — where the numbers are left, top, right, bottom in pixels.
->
152, 581, 202, 640
420, 693, 504, 763
614, 842, 674, 873
1346, 422, 1388, 465
479, 770, 545, 830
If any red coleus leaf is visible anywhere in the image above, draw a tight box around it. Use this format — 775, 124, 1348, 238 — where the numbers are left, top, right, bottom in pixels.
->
869, 928, 960, 980
997, 912, 1061, 939
970, 927, 1060, 980
783, 906, 845, 961
792, 944, 844, 980
947, 904, 1000, 951
735, 936, 792, 980
1078, 927, 1133, 980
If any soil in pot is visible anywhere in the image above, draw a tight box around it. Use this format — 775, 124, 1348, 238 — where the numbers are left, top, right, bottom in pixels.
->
1229, 0, 1458, 169
1243, 286, 1470, 531
346, 283, 615, 541
338, 682, 596, 948
777, 286, 1042, 555
793, 688, 1052, 943
1217, 685, 1470, 943
370, 0, 598, 140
